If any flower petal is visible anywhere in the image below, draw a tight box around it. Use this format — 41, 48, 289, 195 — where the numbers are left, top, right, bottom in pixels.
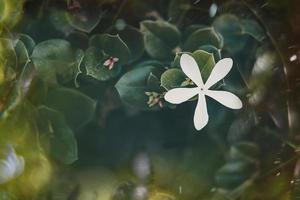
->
0, 160, 14, 184
205, 90, 243, 109
13, 156, 25, 177
194, 94, 209, 130
180, 54, 204, 87
205, 58, 233, 89
164, 87, 198, 104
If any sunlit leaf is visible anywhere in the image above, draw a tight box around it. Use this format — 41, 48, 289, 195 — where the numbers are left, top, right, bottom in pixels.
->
161, 68, 186, 90
0, 0, 25, 28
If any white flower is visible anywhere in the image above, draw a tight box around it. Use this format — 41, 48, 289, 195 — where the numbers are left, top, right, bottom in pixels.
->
0, 145, 25, 184
164, 54, 243, 130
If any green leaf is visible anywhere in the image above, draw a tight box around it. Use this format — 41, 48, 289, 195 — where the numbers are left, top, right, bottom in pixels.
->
213, 14, 250, 54
227, 112, 256, 143
49, 8, 73, 34
44, 87, 96, 130
3, 62, 37, 115
133, 60, 164, 69
115, 66, 162, 110
0, 38, 17, 71
83, 47, 121, 81
199, 45, 221, 62
215, 160, 256, 189
89, 34, 131, 65
74, 49, 85, 87
66, 10, 102, 33
147, 72, 161, 90
173, 50, 215, 82
248, 49, 279, 106
168, 0, 191, 25
160, 68, 186, 90
13, 39, 29, 68
31, 39, 78, 83
140, 20, 181, 60
85, 34, 132, 81
37, 106, 77, 164
183, 24, 208, 38
0, 0, 24, 28
110, 25, 145, 62
17, 34, 35, 55
183, 27, 223, 52
228, 142, 259, 163
240, 19, 266, 42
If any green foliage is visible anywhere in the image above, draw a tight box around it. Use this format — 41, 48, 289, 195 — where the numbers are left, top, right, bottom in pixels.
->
44, 87, 96, 130
213, 14, 266, 54
17, 34, 35, 55
84, 34, 130, 81
13, 39, 29, 68
115, 66, 162, 110
0, 1, 291, 199
173, 50, 216, 81
161, 68, 186, 90
31, 39, 79, 83
199, 45, 222, 62
37, 106, 77, 164
183, 27, 223, 52
49, 7, 102, 33
89, 34, 131, 65
168, 0, 191, 25
141, 20, 181, 60
215, 142, 259, 190
66, 10, 102, 33
110, 24, 145, 62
